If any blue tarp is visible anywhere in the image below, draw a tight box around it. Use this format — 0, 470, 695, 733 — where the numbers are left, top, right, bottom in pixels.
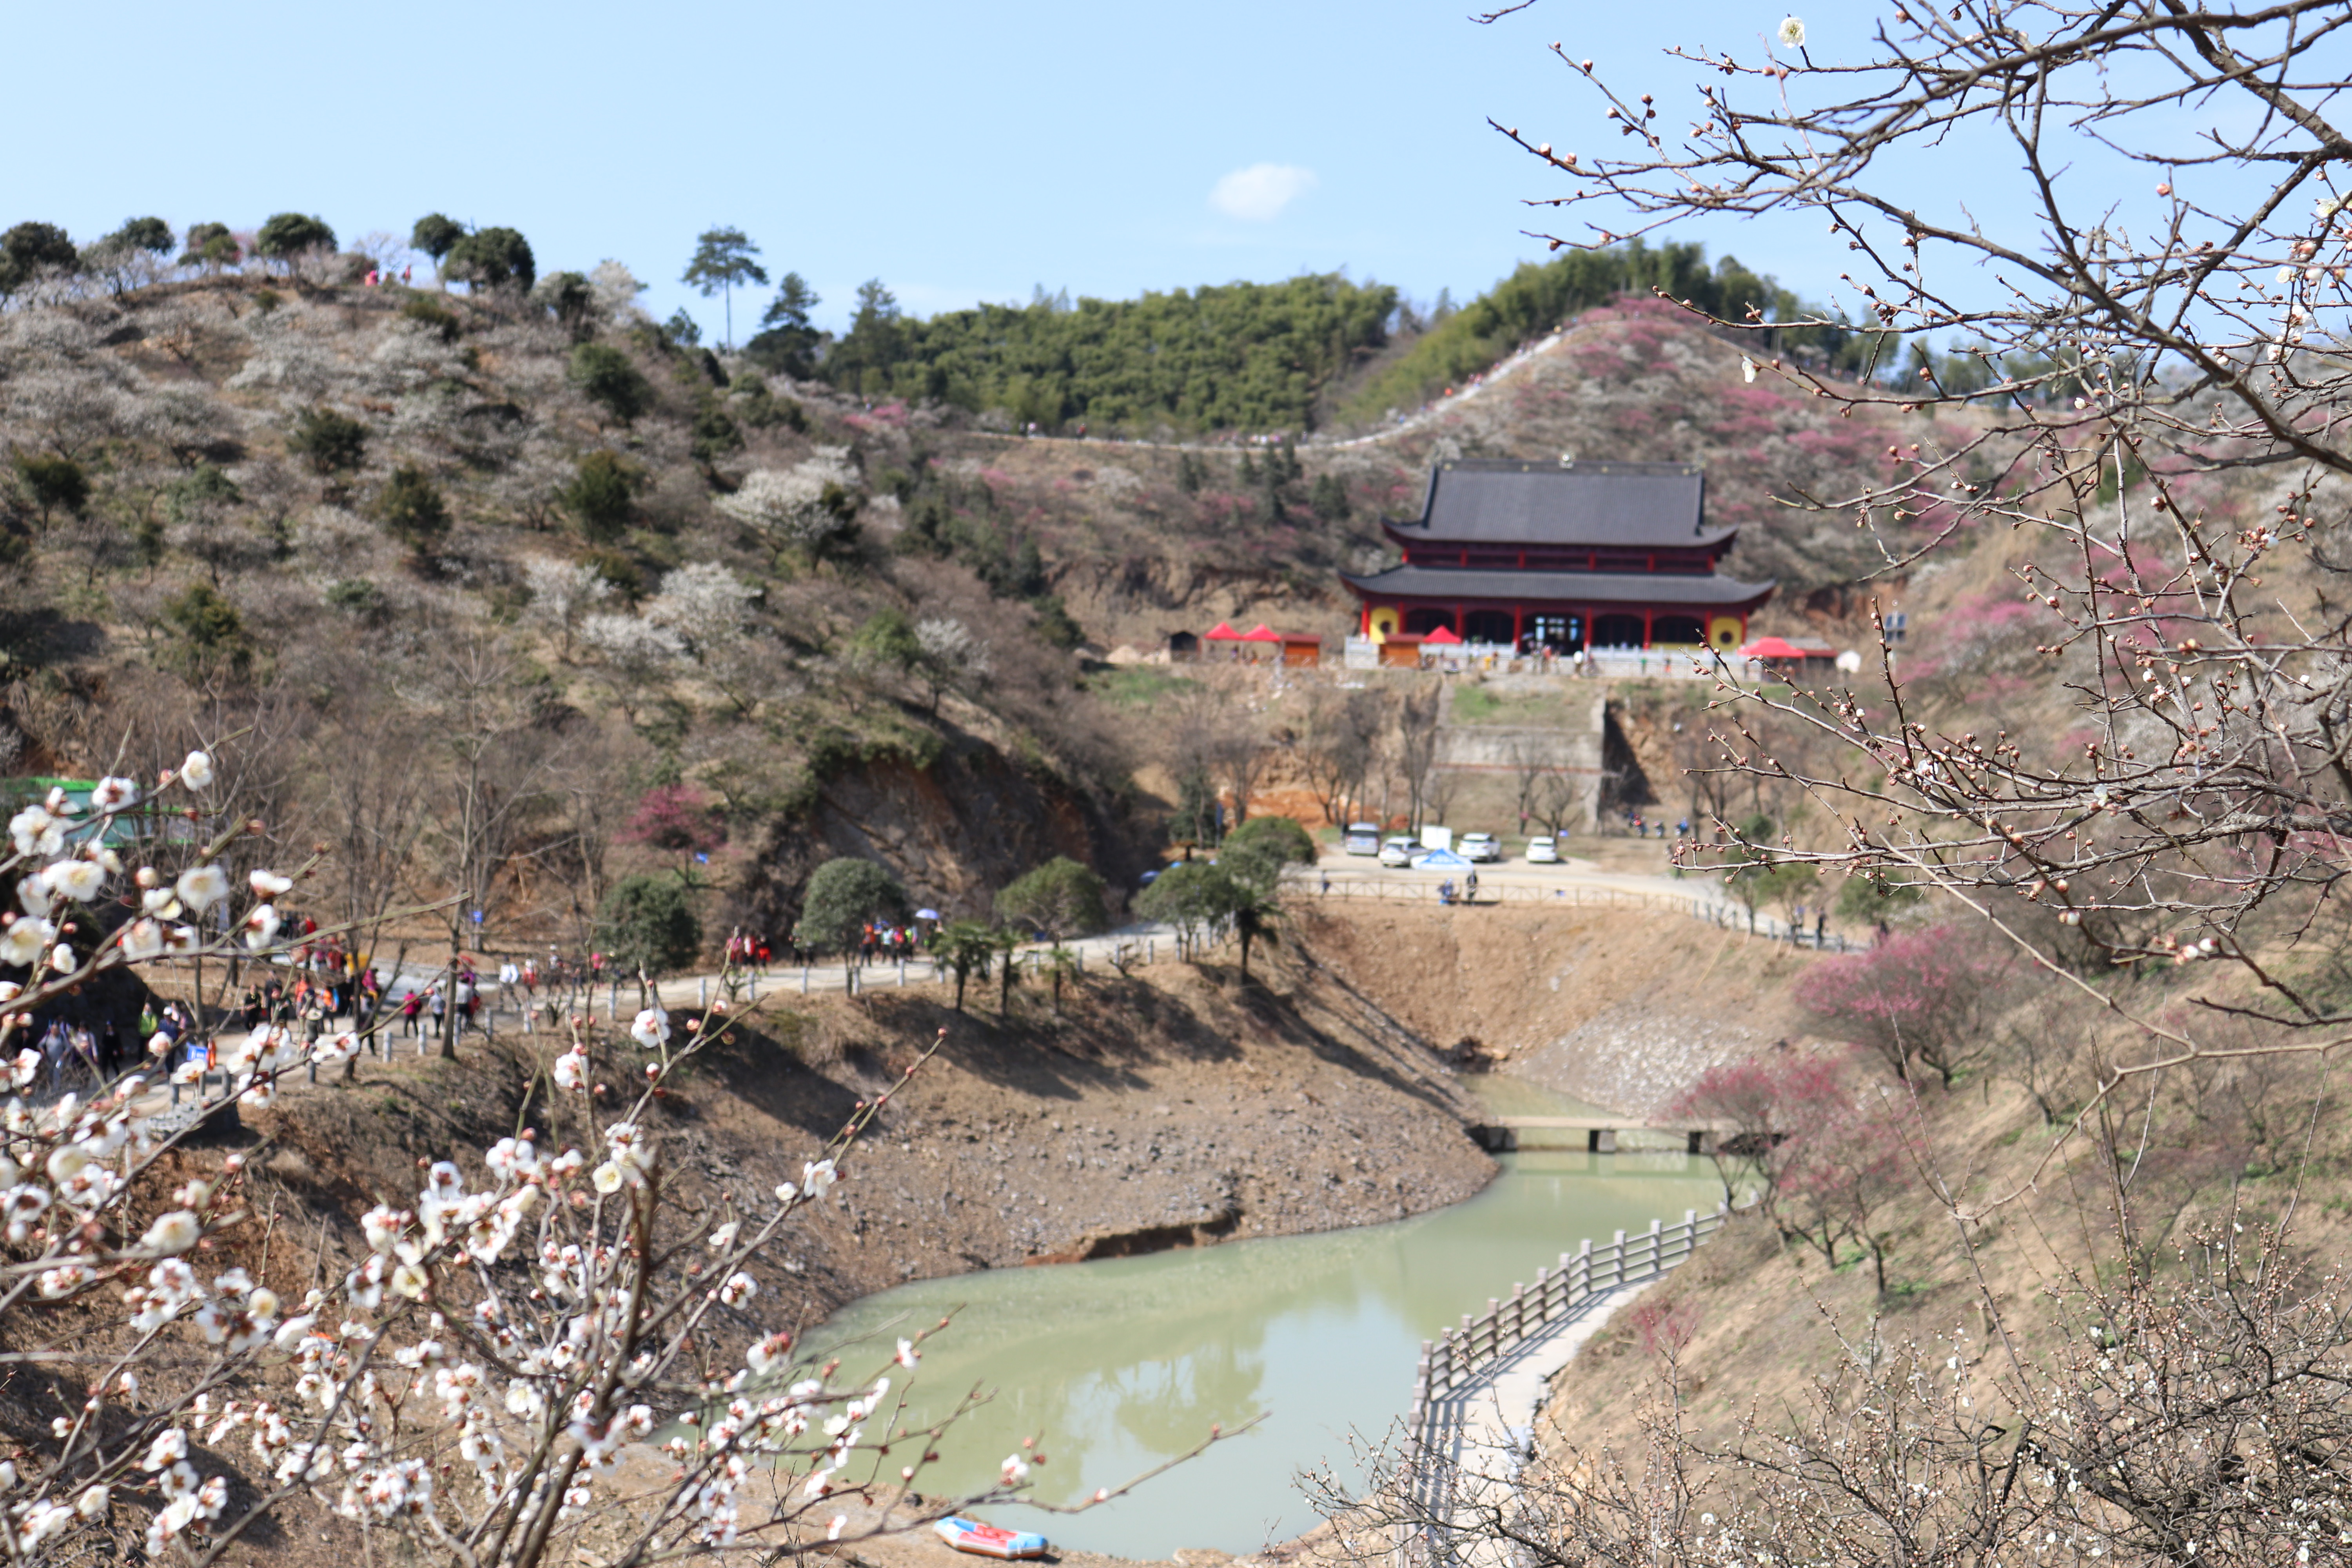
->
1412, 849, 1472, 867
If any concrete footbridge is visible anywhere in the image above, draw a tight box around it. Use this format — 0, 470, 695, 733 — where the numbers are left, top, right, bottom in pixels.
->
1469, 1115, 1737, 1154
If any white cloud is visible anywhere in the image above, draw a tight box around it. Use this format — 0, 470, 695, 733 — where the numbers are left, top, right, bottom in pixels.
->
1209, 163, 1318, 222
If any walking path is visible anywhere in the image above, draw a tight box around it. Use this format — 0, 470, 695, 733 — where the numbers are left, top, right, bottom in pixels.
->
1415, 1282, 1653, 1568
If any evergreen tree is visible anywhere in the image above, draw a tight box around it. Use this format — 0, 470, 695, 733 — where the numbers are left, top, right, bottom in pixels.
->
289, 408, 367, 476
995, 857, 1109, 940
14, 455, 87, 526
797, 858, 909, 955
595, 874, 703, 977
377, 466, 450, 554
744, 272, 823, 379
255, 213, 337, 269
568, 344, 655, 426
680, 227, 768, 350
446, 227, 534, 292
410, 213, 465, 278
178, 223, 240, 270
561, 449, 647, 543
0, 223, 78, 293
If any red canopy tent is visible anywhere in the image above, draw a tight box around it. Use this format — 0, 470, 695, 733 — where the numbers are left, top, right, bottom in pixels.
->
1240, 624, 1281, 642
1421, 625, 1464, 646
1738, 636, 1806, 659
1204, 622, 1242, 641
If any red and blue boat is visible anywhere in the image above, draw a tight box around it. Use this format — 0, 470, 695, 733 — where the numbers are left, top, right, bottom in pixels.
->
933, 1516, 1049, 1559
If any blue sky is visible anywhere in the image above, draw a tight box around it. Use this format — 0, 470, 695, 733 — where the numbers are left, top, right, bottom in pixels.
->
9, 1, 2176, 340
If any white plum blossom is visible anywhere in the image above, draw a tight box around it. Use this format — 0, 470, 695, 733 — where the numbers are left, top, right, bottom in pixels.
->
143, 1211, 201, 1254
645, 563, 757, 661
553, 1046, 588, 1091
521, 557, 614, 654
802, 1158, 837, 1197
0, 918, 52, 967
630, 1008, 671, 1049
176, 864, 230, 912
88, 776, 138, 812
178, 750, 214, 789
44, 859, 103, 902
8, 806, 64, 858
242, 904, 282, 950
714, 447, 861, 551
249, 869, 293, 897
1778, 14, 1805, 46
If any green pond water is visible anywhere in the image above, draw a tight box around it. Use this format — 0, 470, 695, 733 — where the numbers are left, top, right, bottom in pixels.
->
808, 1081, 1727, 1558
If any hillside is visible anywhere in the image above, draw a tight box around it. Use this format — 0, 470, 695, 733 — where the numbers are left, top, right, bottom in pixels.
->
0, 251, 1927, 950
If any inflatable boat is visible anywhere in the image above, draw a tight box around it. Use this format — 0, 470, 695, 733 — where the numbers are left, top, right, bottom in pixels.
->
933, 1516, 1049, 1559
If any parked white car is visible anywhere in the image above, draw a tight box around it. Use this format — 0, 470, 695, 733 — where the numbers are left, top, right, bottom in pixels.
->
1459, 832, 1501, 863
1525, 835, 1561, 864
1342, 822, 1382, 856
1378, 836, 1417, 867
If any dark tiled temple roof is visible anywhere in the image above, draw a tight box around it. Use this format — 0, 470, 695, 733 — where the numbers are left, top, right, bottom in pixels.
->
1387, 459, 1734, 550
1340, 564, 1775, 607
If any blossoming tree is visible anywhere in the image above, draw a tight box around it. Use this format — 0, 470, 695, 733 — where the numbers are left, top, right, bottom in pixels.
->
0, 755, 1205, 1563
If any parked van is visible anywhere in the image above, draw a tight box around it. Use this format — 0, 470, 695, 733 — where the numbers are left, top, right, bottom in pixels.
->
1342, 822, 1382, 856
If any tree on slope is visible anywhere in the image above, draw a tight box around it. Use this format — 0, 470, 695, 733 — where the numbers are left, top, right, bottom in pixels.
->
446, 225, 535, 292
797, 857, 908, 957
682, 226, 768, 350
995, 856, 1109, 940
254, 212, 336, 270
410, 212, 464, 280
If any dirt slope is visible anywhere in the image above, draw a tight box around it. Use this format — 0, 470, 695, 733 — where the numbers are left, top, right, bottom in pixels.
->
1294, 901, 1821, 1115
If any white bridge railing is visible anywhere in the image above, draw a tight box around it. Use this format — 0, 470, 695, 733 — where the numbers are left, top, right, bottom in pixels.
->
1404, 1205, 1728, 1448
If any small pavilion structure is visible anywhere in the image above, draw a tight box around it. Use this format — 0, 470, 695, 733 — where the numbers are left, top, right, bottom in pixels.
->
1341, 459, 1776, 653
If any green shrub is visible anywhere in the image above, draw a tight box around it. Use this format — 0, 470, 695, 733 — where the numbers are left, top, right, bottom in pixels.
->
797, 858, 909, 954
569, 343, 655, 425
401, 294, 462, 342
1220, 815, 1318, 894
377, 466, 450, 554
561, 450, 648, 543
14, 455, 87, 523
995, 857, 1109, 940
164, 582, 251, 677
595, 873, 703, 977
289, 408, 367, 475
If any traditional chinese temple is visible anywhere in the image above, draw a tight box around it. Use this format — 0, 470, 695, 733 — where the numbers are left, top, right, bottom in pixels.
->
1341, 459, 1775, 652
